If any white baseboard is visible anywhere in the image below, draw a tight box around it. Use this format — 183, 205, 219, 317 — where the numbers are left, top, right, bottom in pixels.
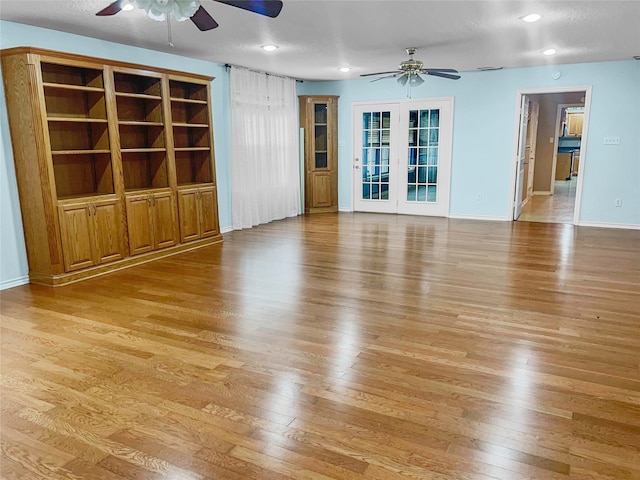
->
448, 213, 510, 222
220, 226, 234, 234
339, 207, 354, 212
533, 191, 552, 196
0, 275, 29, 291
578, 221, 640, 230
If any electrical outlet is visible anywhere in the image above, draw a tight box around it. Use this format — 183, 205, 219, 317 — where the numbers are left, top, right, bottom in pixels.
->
549, 137, 554, 143
615, 198, 622, 207
604, 136, 621, 145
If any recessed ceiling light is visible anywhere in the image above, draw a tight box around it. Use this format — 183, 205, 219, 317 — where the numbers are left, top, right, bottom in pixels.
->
261, 45, 278, 52
339, 67, 351, 73
543, 48, 557, 56
521, 13, 541, 23
122, 1, 134, 11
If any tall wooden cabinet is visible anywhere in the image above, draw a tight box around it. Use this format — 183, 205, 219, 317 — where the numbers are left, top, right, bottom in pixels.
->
1, 48, 222, 286
299, 95, 338, 213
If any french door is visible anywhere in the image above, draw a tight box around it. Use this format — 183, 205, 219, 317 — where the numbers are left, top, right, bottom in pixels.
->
353, 99, 453, 216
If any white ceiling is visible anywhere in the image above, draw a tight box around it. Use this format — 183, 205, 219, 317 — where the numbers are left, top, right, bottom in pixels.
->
1, 0, 639, 80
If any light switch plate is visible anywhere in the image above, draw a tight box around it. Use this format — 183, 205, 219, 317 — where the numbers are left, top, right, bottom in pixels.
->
603, 136, 621, 145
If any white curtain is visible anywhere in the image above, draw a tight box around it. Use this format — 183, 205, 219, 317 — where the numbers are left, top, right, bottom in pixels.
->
230, 67, 301, 230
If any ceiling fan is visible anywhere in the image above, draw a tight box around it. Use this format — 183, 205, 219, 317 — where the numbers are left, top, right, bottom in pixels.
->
96, 0, 284, 31
361, 48, 461, 87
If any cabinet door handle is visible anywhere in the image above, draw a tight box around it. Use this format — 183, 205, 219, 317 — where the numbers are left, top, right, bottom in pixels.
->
147, 196, 152, 206
86, 206, 91, 216
92, 205, 97, 216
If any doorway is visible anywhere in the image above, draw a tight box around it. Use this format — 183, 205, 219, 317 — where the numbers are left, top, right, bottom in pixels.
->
352, 98, 454, 216
511, 87, 591, 224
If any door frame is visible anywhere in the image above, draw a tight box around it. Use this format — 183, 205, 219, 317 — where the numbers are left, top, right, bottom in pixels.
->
351, 97, 455, 216
509, 86, 592, 225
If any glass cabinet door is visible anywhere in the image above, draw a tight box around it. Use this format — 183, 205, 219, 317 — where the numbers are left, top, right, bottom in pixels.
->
300, 95, 338, 213
313, 103, 328, 169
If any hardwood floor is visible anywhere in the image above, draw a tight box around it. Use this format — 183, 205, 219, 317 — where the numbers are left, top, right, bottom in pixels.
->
2, 213, 639, 480
518, 178, 577, 224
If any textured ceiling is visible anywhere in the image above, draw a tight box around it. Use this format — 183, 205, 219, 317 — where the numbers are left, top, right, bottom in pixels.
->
1, 0, 639, 80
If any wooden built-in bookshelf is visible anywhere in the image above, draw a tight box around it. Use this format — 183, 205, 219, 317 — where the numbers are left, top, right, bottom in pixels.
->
1, 47, 221, 285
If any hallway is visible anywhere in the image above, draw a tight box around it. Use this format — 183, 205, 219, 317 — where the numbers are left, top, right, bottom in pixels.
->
518, 177, 577, 223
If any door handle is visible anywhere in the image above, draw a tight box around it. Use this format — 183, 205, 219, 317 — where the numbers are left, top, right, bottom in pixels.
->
354, 165, 361, 169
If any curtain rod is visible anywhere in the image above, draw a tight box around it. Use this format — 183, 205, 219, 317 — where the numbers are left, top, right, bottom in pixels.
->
225, 64, 303, 83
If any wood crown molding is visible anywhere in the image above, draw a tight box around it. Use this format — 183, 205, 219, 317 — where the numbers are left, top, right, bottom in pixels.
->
0, 46, 215, 82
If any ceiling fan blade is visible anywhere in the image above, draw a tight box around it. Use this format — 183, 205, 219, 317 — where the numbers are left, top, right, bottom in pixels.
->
212, 0, 283, 18
360, 70, 402, 78
96, 0, 124, 16
191, 6, 219, 30
370, 73, 399, 83
423, 68, 459, 74
426, 71, 461, 80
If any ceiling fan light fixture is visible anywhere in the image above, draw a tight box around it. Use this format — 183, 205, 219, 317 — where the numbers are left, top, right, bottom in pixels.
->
339, 67, 351, 73
261, 45, 279, 52
397, 75, 408, 86
132, 0, 200, 22
542, 48, 557, 56
408, 74, 424, 87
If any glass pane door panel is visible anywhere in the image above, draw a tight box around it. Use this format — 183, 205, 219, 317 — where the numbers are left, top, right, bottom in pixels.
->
314, 124, 328, 169
315, 125, 327, 151
361, 110, 391, 201
406, 108, 439, 203
430, 110, 440, 127
315, 153, 328, 169
314, 103, 327, 124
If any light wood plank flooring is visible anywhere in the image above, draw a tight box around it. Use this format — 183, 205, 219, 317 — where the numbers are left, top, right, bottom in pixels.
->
518, 178, 577, 224
2, 213, 639, 479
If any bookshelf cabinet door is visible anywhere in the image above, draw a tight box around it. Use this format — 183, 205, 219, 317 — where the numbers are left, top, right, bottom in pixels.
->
199, 187, 219, 238
93, 199, 126, 264
125, 195, 154, 256
178, 189, 200, 243
58, 203, 96, 272
152, 192, 178, 250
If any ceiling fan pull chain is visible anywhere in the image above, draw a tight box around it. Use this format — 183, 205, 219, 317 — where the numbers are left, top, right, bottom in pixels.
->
167, 16, 174, 47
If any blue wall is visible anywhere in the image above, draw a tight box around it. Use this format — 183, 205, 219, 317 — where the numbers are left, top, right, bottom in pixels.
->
299, 61, 640, 224
1, 20, 639, 288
